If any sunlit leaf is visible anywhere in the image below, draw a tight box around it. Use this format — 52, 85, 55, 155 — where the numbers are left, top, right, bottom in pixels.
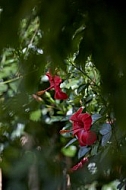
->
77, 84, 88, 94
30, 109, 41, 121
0, 84, 8, 94
9, 81, 18, 93
61, 145, 77, 157
49, 116, 63, 122
65, 79, 78, 89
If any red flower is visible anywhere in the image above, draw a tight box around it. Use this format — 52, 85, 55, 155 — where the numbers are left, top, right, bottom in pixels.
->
70, 157, 88, 172
70, 108, 97, 146
36, 71, 68, 100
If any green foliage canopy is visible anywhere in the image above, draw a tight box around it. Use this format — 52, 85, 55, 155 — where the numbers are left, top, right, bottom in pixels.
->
0, 0, 126, 189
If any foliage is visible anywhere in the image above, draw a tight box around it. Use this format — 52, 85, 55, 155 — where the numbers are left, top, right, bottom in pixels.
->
0, 0, 126, 189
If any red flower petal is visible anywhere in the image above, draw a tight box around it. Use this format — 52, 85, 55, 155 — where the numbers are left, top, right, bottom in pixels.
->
76, 130, 97, 146
70, 157, 88, 172
46, 72, 55, 88
70, 161, 83, 171
46, 72, 62, 88
54, 86, 68, 100
78, 113, 92, 131
54, 90, 68, 99
70, 107, 83, 121
54, 75, 62, 86
85, 131, 97, 145
72, 121, 83, 135
76, 130, 87, 146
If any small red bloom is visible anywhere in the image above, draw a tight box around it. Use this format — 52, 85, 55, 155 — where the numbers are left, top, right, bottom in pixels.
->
70, 108, 97, 146
70, 157, 88, 172
35, 71, 68, 100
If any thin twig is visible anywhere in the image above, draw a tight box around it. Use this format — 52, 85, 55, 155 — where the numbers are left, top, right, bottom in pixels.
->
70, 61, 100, 88
0, 69, 38, 85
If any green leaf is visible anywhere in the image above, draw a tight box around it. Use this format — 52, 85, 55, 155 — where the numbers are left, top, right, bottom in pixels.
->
78, 146, 91, 159
30, 109, 41, 121
85, 95, 93, 104
100, 123, 112, 135
77, 84, 88, 94
92, 114, 102, 124
49, 116, 63, 122
65, 79, 78, 89
0, 84, 8, 94
65, 138, 77, 148
91, 144, 99, 156
61, 145, 77, 157
100, 146, 110, 162
101, 131, 112, 146
9, 81, 18, 92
